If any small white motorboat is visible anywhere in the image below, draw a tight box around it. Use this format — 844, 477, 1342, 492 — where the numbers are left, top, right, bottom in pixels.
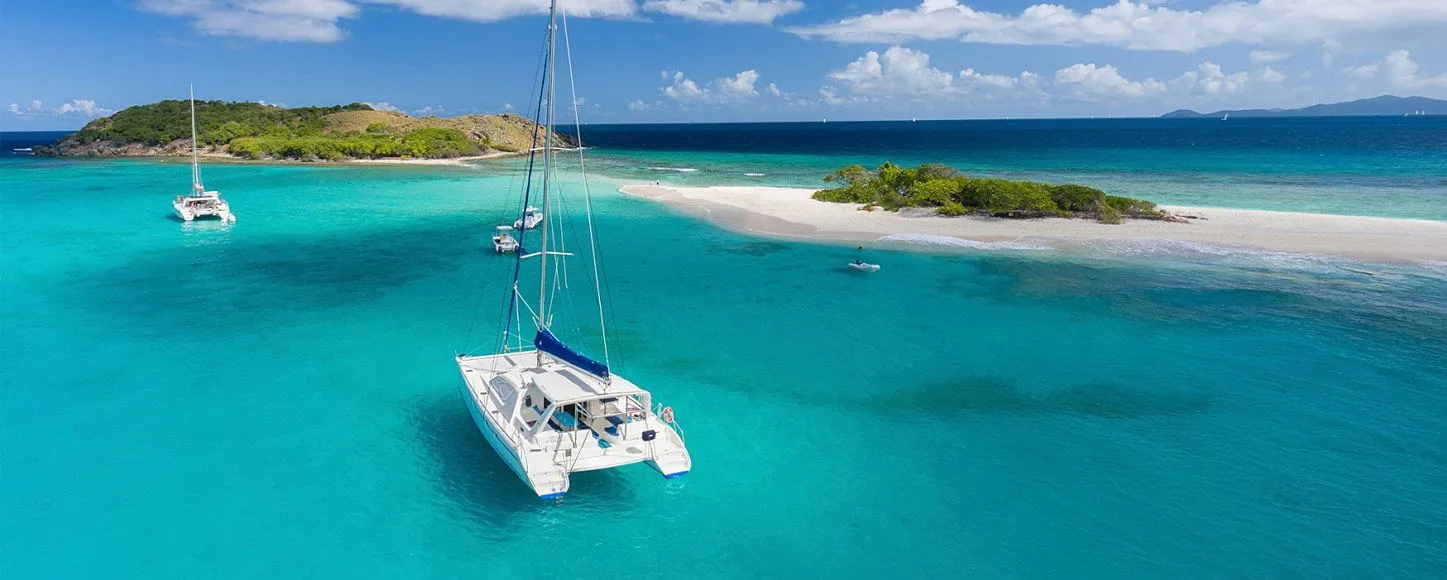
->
848, 261, 881, 272
493, 225, 519, 254
514, 206, 543, 230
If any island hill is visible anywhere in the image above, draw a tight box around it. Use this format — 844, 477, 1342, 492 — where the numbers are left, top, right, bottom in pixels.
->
1161, 95, 1446, 118
814, 162, 1177, 224
38, 100, 574, 161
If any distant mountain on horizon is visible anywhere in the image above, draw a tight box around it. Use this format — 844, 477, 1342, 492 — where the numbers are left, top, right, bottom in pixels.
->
1161, 95, 1447, 118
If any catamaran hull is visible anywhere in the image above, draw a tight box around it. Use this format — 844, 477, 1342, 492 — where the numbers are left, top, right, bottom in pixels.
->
456, 371, 567, 500
173, 202, 235, 223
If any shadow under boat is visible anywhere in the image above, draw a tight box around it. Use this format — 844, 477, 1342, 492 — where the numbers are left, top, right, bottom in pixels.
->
403, 394, 640, 527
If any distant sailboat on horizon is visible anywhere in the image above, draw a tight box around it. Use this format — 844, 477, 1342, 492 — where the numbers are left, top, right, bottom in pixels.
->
1222, 113, 1229, 121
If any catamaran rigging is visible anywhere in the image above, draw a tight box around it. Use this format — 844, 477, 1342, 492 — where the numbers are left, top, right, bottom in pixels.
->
455, 0, 691, 499
172, 85, 235, 224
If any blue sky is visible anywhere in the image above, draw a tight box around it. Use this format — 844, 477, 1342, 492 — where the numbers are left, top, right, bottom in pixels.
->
4, 0, 1447, 129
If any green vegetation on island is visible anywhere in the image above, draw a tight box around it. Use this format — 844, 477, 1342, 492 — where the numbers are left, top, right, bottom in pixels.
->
814, 162, 1174, 224
41, 100, 565, 161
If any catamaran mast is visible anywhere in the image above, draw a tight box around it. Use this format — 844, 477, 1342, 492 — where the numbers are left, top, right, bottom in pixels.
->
189, 84, 202, 192
536, 0, 558, 342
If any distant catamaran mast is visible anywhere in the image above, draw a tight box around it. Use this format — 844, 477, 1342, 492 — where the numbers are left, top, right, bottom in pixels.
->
190, 84, 202, 193
172, 84, 234, 223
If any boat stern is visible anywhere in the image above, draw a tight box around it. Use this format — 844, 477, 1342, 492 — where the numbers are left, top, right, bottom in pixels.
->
646, 423, 692, 479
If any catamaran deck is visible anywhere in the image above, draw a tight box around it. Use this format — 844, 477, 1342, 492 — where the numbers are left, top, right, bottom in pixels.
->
458, 351, 689, 491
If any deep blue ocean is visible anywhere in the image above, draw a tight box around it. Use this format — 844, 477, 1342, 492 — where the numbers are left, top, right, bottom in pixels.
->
2, 119, 1446, 577
573, 116, 1447, 219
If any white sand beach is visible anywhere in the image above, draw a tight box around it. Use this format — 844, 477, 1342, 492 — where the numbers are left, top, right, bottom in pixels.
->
620, 184, 1447, 262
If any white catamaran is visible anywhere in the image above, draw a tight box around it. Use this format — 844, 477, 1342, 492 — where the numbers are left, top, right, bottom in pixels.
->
173, 85, 235, 224
456, 0, 690, 499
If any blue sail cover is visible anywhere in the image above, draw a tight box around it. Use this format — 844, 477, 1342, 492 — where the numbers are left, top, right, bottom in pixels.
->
534, 330, 610, 379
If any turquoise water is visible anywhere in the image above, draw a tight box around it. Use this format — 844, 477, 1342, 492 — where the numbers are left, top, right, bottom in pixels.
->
3, 152, 1447, 577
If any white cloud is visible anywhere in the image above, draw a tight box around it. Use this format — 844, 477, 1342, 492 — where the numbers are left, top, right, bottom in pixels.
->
627, 99, 650, 111
818, 86, 865, 105
767, 82, 782, 97
55, 99, 114, 117
661, 69, 761, 104
827, 46, 954, 97
365, 101, 398, 112
815, 45, 1307, 112
1054, 63, 1165, 98
29, 100, 43, 111
367, 0, 634, 22
143, 0, 803, 43
662, 72, 704, 100
416, 105, 444, 116
787, 0, 1447, 52
1257, 66, 1286, 84
503, 103, 515, 110
1342, 50, 1447, 89
140, 0, 359, 42
7, 103, 20, 115
1381, 50, 1447, 89
960, 67, 1035, 90
641, 0, 803, 24
1194, 62, 1249, 95
715, 70, 759, 95
1249, 50, 1290, 64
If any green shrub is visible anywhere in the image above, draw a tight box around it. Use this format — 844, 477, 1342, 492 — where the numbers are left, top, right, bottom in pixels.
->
1049, 184, 1108, 212
1106, 195, 1162, 218
911, 178, 959, 206
810, 161, 1154, 223
1098, 204, 1124, 224
938, 201, 969, 216
824, 164, 872, 187
915, 163, 962, 182
812, 185, 875, 204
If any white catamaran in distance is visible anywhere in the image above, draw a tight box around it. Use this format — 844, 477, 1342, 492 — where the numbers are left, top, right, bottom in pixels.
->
456, 0, 691, 499
173, 85, 235, 224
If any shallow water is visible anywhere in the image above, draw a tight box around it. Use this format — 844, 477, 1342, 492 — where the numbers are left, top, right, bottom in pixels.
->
2, 147, 1446, 577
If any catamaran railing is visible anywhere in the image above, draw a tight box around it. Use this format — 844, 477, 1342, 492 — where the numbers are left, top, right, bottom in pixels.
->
655, 402, 685, 442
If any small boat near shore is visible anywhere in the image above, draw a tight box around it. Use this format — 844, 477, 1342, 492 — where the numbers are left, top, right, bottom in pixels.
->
849, 261, 881, 272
